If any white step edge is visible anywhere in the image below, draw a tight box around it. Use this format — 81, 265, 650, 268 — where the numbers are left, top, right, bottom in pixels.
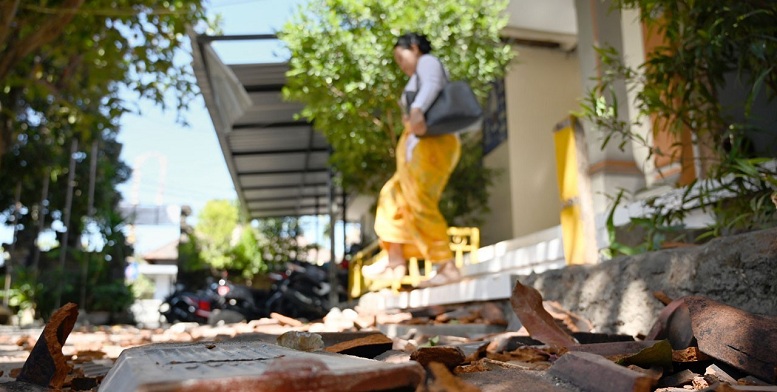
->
357, 225, 568, 311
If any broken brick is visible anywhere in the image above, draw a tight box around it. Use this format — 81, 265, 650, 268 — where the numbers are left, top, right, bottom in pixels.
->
435, 306, 480, 324
684, 296, 777, 383
16, 303, 79, 390
374, 350, 411, 363
571, 332, 635, 345
270, 312, 303, 327
672, 347, 712, 363
426, 361, 481, 392
375, 312, 412, 325
569, 340, 671, 367
738, 376, 774, 386
455, 360, 491, 374
324, 333, 393, 359
549, 351, 658, 392
411, 306, 449, 319
654, 388, 696, 392
626, 365, 663, 381
485, 351, 514, 362
411, 346, 466, 369
716, 385, 777, 392
657, 369, 699, 388
463, 342, 489, 363
705, 364, 739, 385
70, 376, 98, 391
480, 302, 508, 326
405, 317, 432, 325
502, 346, 552, 363
693, 375, 714, 390
646, 299, 695, 350
486, 333, 542, 354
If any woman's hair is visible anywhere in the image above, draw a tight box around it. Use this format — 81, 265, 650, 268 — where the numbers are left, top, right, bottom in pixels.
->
394, 33, 432, 54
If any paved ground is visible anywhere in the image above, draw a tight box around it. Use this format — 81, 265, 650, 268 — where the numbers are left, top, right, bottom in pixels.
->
0, 315, 585, 391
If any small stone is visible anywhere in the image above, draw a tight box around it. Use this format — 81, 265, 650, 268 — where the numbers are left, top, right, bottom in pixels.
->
276, 331, 324, 352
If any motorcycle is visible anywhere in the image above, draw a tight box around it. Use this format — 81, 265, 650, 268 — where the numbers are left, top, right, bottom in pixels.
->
158, 284, 217, 324
265, 262, 332, 321
206, 277, 271, 325
160, 263, 334, 325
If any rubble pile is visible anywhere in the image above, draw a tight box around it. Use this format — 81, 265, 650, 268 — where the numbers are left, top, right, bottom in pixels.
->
0, 281, 774, 391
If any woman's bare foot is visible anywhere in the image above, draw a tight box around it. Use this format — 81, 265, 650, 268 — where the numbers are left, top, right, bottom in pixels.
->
417, 260, 460, 288
369, 242, 407, 281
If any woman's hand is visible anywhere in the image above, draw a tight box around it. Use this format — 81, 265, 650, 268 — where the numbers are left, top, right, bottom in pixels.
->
407, 108, 427, 136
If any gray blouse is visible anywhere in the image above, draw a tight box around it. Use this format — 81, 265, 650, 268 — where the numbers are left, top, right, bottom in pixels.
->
404, 54, 448, 112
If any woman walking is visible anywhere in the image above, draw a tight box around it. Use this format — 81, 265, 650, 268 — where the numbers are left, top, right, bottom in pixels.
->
373, 32, 462, 288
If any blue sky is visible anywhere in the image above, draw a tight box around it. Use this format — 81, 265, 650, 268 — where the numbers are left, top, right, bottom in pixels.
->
118, 0, 322, 256
117, 0, 307, 214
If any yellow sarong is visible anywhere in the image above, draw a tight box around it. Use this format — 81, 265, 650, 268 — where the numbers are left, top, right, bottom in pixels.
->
374, 130, 461, 263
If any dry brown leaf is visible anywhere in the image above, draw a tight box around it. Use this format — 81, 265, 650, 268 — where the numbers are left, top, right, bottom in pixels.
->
510, 281, 577, 348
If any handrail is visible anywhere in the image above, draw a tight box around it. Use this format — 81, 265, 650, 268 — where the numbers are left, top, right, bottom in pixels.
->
348, 227, 481, 299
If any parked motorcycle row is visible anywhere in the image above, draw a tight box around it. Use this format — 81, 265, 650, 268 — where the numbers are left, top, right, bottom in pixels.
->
159, 261, 343, 325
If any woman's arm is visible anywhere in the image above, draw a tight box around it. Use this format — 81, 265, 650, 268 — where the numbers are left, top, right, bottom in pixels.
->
410, 55, 446, 112
407, 55, 446, 135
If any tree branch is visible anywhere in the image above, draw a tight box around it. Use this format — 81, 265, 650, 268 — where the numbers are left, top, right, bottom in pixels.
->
56, 54, 84, 92
0, 0, 21, 48
0, 0, 85, 82
384, 110, 397, 146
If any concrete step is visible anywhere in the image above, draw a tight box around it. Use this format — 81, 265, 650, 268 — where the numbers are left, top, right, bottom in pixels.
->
358, 226, 567, 311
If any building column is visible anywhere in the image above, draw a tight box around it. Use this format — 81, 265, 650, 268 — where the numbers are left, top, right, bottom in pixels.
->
575, 0, 648, 216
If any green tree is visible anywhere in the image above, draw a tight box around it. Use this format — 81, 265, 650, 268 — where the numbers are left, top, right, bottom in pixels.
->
195, 199, 238, 270
256, 217, 314, 269
0, 0, 211, 314
280, 0, 513, 225
580, 1, 777, 253
0, 1, 210, 163
229, 227, 265, 279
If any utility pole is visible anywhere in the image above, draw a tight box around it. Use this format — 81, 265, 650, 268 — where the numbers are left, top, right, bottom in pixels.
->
80, 140, 98, 310
55, 139, 79, 310
341, 185, 347, 260
327, 168, 338, 307
31, 171, 51, 273
3, 183, 22, 307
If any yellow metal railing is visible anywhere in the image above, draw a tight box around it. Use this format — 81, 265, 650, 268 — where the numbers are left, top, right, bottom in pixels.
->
348, 227, 480, 299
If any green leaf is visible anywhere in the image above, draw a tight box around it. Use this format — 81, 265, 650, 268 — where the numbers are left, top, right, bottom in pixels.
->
745, 66, 772, 116
615, 340, 673, 369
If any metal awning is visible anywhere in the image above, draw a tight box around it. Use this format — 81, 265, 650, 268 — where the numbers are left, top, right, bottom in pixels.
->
191, 34, 343, 219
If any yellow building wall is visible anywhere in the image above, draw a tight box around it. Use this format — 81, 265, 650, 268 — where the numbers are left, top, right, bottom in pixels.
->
502, 45, 582, 239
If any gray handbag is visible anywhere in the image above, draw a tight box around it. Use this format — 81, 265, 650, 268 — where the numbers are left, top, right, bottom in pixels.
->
405, 60, 483, 136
